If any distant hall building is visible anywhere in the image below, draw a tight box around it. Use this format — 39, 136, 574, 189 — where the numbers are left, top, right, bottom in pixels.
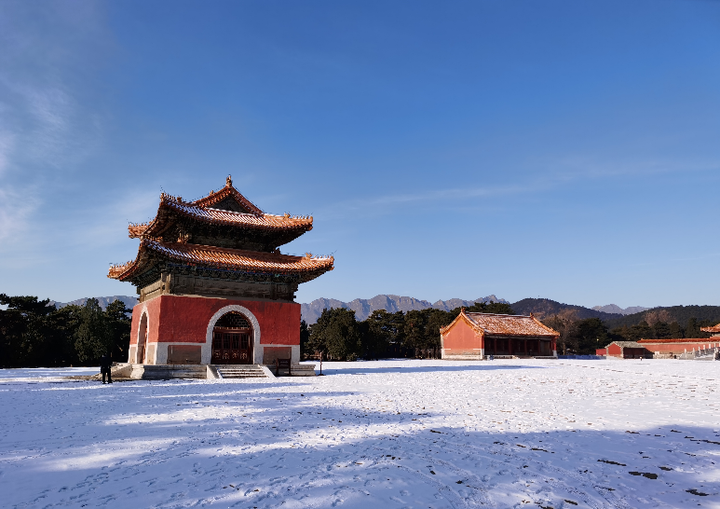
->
700, 323, 720, 337
603, 341, 652, 359
636, 338, 720, 358
440, 310, 559, 360
108, 177, 333, 366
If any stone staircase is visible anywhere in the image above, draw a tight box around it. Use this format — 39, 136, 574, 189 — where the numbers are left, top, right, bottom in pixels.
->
213, 364, 269, 379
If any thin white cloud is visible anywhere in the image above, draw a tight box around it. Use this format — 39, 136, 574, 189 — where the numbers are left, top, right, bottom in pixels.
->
320, 179, 543, 218
0, 2, 108, 246
81, 188, 162, 249
0, 129, 15, 177
322, 155, 720, 219
0, 182, 37, 243
545, 154, 720, 181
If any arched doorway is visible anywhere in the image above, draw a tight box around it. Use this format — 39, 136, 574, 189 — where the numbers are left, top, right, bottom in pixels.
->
212, 312, 253, 364
137, 313, 148, 364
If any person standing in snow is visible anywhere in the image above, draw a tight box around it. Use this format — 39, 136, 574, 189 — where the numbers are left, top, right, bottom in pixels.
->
100, 355, 113, 384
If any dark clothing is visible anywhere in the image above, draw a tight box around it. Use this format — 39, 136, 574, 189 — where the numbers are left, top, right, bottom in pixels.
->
100, 356, 113, 384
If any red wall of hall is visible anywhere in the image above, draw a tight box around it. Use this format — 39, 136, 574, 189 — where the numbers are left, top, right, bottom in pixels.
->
129, 295, 300, 346
607, 343, 622, 356
443, 319, 483, 354
639, 341, 719, 354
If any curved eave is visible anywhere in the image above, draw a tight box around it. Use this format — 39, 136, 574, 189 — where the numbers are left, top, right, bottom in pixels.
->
127, 197, 313, 239
484, 332, 559, 339
439, 309, 485, 336
108, 240, 334, 283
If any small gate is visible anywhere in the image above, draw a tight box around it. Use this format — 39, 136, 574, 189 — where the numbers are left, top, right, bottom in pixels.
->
212, 312, 253, 364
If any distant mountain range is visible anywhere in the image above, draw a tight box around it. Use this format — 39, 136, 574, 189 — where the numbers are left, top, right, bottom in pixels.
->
51, 294, 718, 330
300, 294, 507, 323
592, 304, 649, 315
510, 298, 622, 321
51, 295, 139, 310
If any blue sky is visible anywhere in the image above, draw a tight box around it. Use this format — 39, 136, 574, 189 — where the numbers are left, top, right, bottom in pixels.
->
1, 0, 719, 308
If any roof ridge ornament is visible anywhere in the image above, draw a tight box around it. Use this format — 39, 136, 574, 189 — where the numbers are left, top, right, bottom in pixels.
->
226, 175, 233, 187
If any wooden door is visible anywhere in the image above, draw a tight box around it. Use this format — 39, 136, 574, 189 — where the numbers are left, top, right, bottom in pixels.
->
211, 312, 253, 364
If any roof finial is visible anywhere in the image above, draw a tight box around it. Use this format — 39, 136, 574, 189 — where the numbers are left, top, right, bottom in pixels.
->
226, 174, 233, 187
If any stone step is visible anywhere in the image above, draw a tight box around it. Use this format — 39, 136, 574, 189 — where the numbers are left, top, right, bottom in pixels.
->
215, 364, 268, 379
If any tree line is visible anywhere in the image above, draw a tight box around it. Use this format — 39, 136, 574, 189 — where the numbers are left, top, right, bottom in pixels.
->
0, 294, 131, 368
301, 302, 514, 361
544, 313, 715, 356
4, 291, 716, 366
603, 305, 720, 330
303, 304, 718, 359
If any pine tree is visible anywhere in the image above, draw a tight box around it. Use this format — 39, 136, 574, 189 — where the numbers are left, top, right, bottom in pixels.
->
74, 298, 110, 363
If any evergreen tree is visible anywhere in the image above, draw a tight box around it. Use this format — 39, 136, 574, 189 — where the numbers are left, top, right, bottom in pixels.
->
74, 298, 110, 364
362, 310, 393, 359
0, 294, 55, 367
299, 320, 310, 358
369, 310, 405, 358
402, 309, 450, 358
424, 309, 453, 358
572, 318, 609, 354
668, 321, 684, 339
308, 308, 362, 361
622, 321, 652, 342
652, 321, 672, 339
46, 304, 82, 366
685, 318, 703, 338
105, 300, 132, 362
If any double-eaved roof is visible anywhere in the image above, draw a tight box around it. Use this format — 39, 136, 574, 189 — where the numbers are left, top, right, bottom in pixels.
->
440, 309, 559, 338
127, 187, 313, 245
108, 176, 333, 285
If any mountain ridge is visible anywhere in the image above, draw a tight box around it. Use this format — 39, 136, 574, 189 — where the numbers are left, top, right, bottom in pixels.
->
50, 295, 139, 311
511, 298, 623, 321
52, 295, 718, 331
301, 294, 507, 323
592, 304, 649, 316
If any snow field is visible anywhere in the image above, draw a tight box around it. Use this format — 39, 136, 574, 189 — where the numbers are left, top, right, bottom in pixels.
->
0, 359, 718, 508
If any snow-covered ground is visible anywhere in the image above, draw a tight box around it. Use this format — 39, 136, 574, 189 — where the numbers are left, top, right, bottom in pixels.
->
1, 359, 718, 508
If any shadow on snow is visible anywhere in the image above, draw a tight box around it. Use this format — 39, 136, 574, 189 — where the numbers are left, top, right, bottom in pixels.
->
1, 378, 718, 508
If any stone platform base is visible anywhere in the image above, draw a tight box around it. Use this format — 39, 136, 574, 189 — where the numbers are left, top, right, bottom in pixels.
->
112, 363, 315, 380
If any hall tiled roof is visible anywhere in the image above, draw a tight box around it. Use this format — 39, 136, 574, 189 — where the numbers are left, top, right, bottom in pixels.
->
608, 341, 646, 348
108, 240, 334, 282
700, 323, 720, 334
128, 195, 313, 238
638, 338, 719, 344
440, 310, 559, 337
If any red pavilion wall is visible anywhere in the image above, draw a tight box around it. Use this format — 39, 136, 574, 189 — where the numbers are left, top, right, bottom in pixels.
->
129, 294, 300, 347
